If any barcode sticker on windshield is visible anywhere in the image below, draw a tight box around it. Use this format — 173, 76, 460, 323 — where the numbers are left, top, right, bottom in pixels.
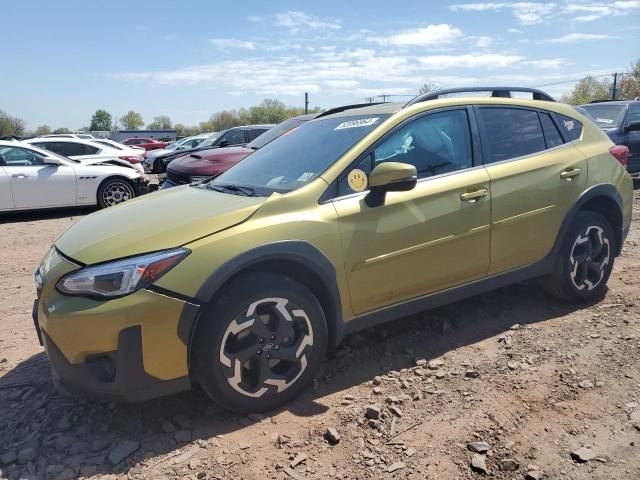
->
596, 117, 613, 124
334, 117, 379, 130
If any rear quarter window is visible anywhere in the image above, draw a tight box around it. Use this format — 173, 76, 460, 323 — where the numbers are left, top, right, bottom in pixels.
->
553, 113, 583, 142
539, 113, 564, 149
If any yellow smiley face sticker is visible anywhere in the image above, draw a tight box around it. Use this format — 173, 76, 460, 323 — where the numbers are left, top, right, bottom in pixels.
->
347, 168, 368, 192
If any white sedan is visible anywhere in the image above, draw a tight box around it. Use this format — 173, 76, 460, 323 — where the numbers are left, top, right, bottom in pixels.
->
25, 137, 145, 173
0, 140, 148, 212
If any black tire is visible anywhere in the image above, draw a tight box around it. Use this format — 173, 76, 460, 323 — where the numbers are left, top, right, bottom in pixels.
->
192, 272, 328, 413
542, 211, 615, 303
97, 177, 135, 209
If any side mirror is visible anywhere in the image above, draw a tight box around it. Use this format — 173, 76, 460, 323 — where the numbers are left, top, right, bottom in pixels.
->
218, 140, 230, 148
43, 156, 62, 165
365, 162, 417, 207
624, 120, 640, 133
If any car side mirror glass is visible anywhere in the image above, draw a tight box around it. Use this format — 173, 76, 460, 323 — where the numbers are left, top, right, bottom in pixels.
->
624, 120, 640, 132
219, 140, 230, 148
43, 156, 62, 165
365, 162, 417, 207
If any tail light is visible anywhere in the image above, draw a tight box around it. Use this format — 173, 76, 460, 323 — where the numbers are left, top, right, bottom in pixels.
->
119, 155, 141, 164
609, 145, 629, 168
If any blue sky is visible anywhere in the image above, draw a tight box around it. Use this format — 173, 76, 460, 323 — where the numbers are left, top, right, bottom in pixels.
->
2, 0, 639, 130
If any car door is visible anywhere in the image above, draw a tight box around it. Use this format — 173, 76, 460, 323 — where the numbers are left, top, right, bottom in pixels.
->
0, 145, 77, 209
476, 106, 588, 275
332, 107, 491, 314
0, 165, 15, 210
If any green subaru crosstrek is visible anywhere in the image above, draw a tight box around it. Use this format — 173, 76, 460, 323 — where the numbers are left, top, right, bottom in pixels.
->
33, 87, 632, 412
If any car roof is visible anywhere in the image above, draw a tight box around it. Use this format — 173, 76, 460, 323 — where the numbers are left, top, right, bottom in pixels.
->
581, 100, 633, 107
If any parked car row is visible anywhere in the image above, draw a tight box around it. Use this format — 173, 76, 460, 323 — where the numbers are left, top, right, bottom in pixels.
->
31, 87, 633, 414
144, 124, 274, 173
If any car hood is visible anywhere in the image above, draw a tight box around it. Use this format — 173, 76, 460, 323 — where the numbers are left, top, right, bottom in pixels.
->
170, 146, 252, 174
55, 186, 266, 264
76, 157, 139, 170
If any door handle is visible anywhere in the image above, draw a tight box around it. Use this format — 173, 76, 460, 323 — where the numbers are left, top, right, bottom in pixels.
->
560, 168, 581, 180
460, 188, 488, 202
11, 173, 27, 179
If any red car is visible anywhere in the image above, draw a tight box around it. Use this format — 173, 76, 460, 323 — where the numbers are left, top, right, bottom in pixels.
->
162, 115, 316, 188
122, 137, 168, 151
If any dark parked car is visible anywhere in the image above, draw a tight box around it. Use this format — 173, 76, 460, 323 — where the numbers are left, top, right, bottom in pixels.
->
150, 125, 273, 173
162, 116, 314, 188
580, 100, 640, 176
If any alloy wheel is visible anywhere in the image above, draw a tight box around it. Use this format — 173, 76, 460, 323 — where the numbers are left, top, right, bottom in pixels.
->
219, 297, 314, 398
102, 181, 134, 207
569, 225, 611, 291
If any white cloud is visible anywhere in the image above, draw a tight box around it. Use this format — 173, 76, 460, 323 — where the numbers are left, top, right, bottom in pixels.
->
474, 36, 492, 47
449, 2, 556, 24
451, 1, 640, 24
369, 24, 463, 46
210, 38, 256, 50
274, 11, 341, 32
545, 33, 612, 43
418, 53, 524, 69
507, 28, 523, 33
522, 58, 568, 68
247, 16, 263, 22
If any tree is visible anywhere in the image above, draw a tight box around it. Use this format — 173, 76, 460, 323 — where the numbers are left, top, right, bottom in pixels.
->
560, 76, 610, 105
34, 125, 51, 136
53, 127, 72, 134
0, 110, 26, 137
90, 109, 112, 131
418, 82, 439, 95
147, 115, 172, 130
120, 111, 144, 129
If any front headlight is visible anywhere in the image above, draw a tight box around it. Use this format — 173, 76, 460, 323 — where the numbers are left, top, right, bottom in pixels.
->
57, 248, 189, 298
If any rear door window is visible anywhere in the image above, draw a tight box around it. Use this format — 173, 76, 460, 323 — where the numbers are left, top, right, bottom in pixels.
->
477, 107, 546, 163
221, 130, 246, 146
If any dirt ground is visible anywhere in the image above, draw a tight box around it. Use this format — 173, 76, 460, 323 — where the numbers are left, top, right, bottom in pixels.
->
1, 192, 639, 480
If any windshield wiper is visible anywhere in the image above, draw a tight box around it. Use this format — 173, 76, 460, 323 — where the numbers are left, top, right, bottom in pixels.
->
210, 183, 256, 197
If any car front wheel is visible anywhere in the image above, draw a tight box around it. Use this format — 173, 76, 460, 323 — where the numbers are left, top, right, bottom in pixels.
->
192, 272, 327, 413
542, 211, 615, 303
97, 178, 135, 208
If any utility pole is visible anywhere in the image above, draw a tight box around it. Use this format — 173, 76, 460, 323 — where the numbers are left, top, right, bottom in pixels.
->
378, 94, 390, 102
304, 92, 309, 114
365, 96, 375, 103
612, 73, 618, 100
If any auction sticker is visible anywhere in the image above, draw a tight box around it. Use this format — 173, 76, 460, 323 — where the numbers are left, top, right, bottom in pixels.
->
347, 169, 368, 192
334, 117, 379, 130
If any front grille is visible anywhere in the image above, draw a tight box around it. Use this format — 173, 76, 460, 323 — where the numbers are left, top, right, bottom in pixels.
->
166, 168, 191, 186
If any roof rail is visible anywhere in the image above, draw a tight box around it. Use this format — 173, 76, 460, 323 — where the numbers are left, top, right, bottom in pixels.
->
404, 86, 555, 107
316, 102, 386, 118
588, 99, 622, 103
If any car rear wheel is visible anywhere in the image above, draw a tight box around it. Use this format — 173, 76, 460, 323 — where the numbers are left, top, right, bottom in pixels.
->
192, 272, 327, 413
542, 211, 615, 303
97, 178, 135, 208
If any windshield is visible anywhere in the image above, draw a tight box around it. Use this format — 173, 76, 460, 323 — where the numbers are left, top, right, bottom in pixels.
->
95, 140, 122, 150
248, 117, 308, 150
199, 132, 223, 148
205, 114, 389, 196
581, 104, 627, 129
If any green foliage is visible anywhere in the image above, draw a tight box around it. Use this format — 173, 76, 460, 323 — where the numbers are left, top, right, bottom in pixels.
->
52, 127, 72, 134
560, 76, 611, 105
418, 82, 439, 95
120, 111, 145, 129
34, 125, 51, 136
147, 115, 172, 130
90, 109, 112, 131
0, 110, 26, 137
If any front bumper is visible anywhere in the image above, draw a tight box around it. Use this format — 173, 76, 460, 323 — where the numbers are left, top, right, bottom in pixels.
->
42, 324, 190, 402
33, 263, 199, 402
133, 177, 150, 196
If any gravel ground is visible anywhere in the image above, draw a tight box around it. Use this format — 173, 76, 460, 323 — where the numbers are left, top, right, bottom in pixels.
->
0, 190, 639, 480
